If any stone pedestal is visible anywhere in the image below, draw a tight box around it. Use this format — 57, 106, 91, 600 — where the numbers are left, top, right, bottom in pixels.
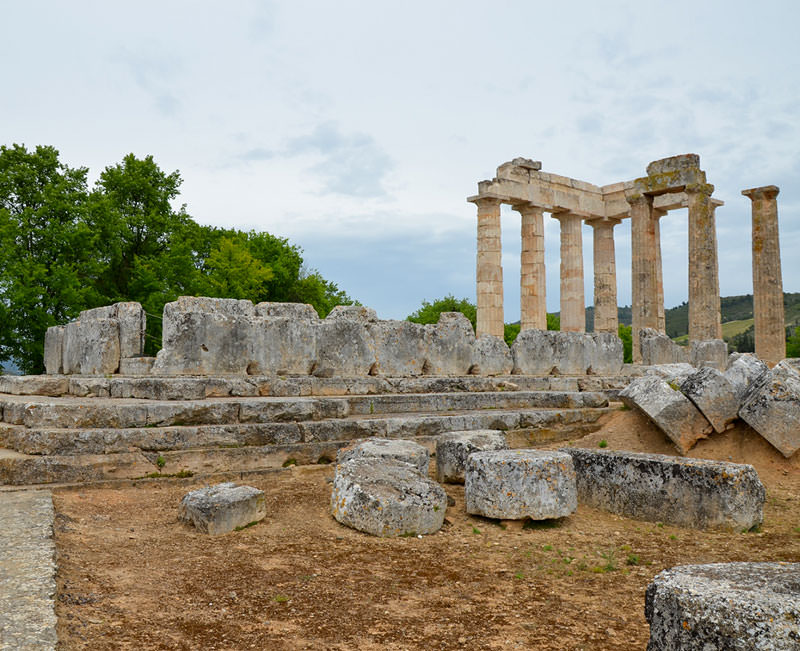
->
552, 212, 585, 332
628, 193, 660, 362
475, 198, 504, 338
587, 218, 620, 333
742, 185, 784, 366
516, 203, 547, 331
687, 183, 722, 342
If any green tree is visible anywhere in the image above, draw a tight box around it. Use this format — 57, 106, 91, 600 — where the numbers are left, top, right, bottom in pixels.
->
0, 144, 100, 373
205, 236, 274, 299
407, 295, 477, 330
786, 326, 800, 358
618, 323, 632, 363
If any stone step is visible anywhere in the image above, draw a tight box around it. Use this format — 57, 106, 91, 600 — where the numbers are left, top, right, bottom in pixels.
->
0, 391, 607, 430
0, 373, 634, 400
0, 407, 611, 456
0, 408, 610, 485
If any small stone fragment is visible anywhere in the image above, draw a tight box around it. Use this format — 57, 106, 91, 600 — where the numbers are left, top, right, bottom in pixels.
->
178, 482, 266, 535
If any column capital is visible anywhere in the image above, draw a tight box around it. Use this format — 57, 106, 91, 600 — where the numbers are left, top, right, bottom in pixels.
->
685, 182, 715, 196
585, 216, 622, 229
510, 201, 544, 216
742, 185, 780, 201
550, 211, 584, 223
468, 194, 504, 209
623, 189, 652, 206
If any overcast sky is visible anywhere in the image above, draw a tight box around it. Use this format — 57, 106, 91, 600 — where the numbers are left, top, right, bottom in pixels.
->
2, 1, 798, 321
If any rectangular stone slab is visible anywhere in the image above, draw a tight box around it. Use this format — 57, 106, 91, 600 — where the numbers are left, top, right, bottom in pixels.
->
562, 448, 765, 531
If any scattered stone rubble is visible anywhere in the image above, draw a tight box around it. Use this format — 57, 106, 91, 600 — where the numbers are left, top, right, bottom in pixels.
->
178, 482, 266, 535
645, 562, 800, 650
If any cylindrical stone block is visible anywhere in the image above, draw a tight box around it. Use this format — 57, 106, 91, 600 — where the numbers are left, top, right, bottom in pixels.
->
337, 437, 430, 475
553, 213, 585, 333
588, 218, 620, 333
516, 203, 547, 331
687, 184, 722, 343
475, 198, 504, 338
436, 429, 507, 484
743, 185, 785, 366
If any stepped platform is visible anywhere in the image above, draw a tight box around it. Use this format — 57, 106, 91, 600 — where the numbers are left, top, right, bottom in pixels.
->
0, 374, 627, 486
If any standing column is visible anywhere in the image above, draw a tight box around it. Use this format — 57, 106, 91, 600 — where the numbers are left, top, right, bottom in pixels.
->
515, 203, 547, 330
627, 192, 659, 362
552, 212, 585, 332
742, 185, 784, 365
475, 197, 504, 338
587, 217, 620, 333
653, 208, 667, 333
686, 183, 721, 342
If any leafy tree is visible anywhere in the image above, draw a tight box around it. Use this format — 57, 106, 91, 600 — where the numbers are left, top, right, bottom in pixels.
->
0, 144, 100, 373
407, 295, 477, 330
618, 323, 632, 363
205, 236, 274, 299
546, 313, 560, 331
786, 326, 800, 358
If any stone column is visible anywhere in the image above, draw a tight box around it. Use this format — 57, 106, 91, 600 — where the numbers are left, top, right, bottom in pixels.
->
653, 208, 667, 333
742, 185, 784, 365
552, 212, 585, 332
627, 192, 660, 362
475, 197, 504, 338
686, 183, 722, 342
587, 217, 620, 333
515, 203, 547, 330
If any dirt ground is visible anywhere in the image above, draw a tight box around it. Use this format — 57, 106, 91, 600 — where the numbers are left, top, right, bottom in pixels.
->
53, 407, 800, 650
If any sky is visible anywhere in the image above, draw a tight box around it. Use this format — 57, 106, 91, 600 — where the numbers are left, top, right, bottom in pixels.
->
2, 0, 798, 321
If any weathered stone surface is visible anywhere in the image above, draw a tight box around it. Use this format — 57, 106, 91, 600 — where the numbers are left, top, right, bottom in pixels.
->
0, 376, 69, 397
470, 335, 512, 376
114, 302, 146, 358
178, 482, 266, 535
646, 153, 701, 176
435, 429, 506, 483
119, 357, 155, 376
585, 332, 624, 375
644, 363, 696, 384
680, 367, 740, 433
314, 318, 375, 377
426, 313, 475, 376
366, 320, 428, 377
725, 352, 768, 400
645, 562, 800, 650
330, 458, 446, 536
639, 328, 688, 365
690, 339, 727, 371
255, 301, 319, 320
43, 326, 64, 375
337, 437, 430, 475
620, 376, 711, 453
62, 318, 121, 375
326, 305, 377, 324
465, 449, 577, 520
564, 449, 765, 531
250, 317, 317, 376
739, 362, 800, 457
512, 330, 586, 375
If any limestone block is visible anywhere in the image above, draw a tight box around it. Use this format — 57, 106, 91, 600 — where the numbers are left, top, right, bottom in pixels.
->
330, 458, 446, 537
680, 367, 740, 434
564, 449, 765, 531
61, 320, 82, 375
739, 362, 800, 458
646, 153, 701, 176
255, 302, 319, 320
645, 563, 800, 650
250, 317, 317, 376
314, 319, 375, 377
643, 363, 696, 385
620, 376, 712, 454
366, 320, 428, 377
724, 352, 768, 400
167, 296, 255, 317
114, 302, 146, 358
425, 313, 475, 376
511, 330, 587, 375
44, 326, 64, 375
470, 335, 512, 376
585, 332, 624, 375
337, 437, 430, 475
465, 449, 577, 520
75, 318, 121, 375
639, 328, 689, 365
118, 357, 155, 376
435, 429, 506, 484
690, 339, 728, 370
326, 305, 378, 324
178, 482, 266, 535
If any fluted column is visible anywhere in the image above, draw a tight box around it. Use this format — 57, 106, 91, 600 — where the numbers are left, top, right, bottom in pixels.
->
686, 183, 722, 342
587, 217, 620, 333
552, 212, 585, 332
627, 192, 660, 362
742, 185, 784, 365
515, 203, 546, 330
475, 197, 504, 338
653, 208, 666, 333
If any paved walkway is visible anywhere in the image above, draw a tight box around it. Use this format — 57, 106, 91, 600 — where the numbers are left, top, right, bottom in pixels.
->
0, 490, 57, 650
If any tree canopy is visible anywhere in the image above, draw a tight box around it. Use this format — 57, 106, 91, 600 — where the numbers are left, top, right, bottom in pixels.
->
0, 145, 355, 373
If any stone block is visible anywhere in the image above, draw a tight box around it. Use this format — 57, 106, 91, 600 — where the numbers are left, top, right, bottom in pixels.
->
620, 376, 711, 454
178, 482, 266, 535
76, 318, 121, 375
314, 319, 375, 377
646, 154, 701, 176
250, 317, 317, 376
585, 332, 624, 375
118, 357, 155, 376
465, 449, 577, 520
724, 352, 768, 400
470, 335, 512, 376
511, 330, 587, 375
739, 362, 800, 458
337, 437, 430, 475
366, 320, 428, 376
435, 429, 506, 484
167, 296, 256, 317
326, 305, 377, 324
61, 320, 82, 375
255, 302, 319, 320
644, 363, 696, 384
115, 302, 146, 358
690, 339, 728, 370
639, 328, 688, 365
645, 562, 800, 650
425, 313, 475, 376
564, 449, 765, 531
331, 458, 446, 537
44, 326, 64, 375
680, 367, 740, 434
